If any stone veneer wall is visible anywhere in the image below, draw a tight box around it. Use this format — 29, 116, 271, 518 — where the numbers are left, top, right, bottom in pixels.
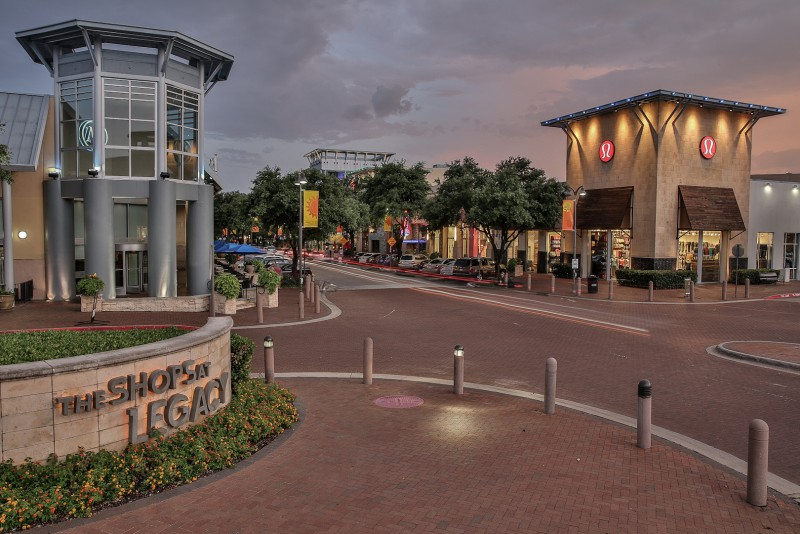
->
0, 316, 233, 464
81, 294, 246, 315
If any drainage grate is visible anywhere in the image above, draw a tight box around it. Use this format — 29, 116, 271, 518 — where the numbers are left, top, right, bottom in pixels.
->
373, 395, 424, 409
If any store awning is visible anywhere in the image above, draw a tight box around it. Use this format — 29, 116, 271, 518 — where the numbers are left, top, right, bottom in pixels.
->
575, 186, 633, 230
678, 186, 745, 231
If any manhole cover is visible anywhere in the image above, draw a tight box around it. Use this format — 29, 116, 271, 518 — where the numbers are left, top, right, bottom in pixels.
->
373, 395, 424, 409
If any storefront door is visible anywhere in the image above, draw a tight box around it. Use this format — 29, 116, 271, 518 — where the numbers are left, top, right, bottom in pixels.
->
115, 244, 148, 296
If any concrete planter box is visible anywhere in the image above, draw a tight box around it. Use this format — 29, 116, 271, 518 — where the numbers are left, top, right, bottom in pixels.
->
0, 293, 14, 311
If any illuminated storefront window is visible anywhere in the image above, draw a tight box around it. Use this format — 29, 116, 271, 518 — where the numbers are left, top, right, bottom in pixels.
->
59, 79, 94, 178
757, 232, 774, 269
589, 230, 631, 278
784, 233, 797, 280
166, 85, 199, 181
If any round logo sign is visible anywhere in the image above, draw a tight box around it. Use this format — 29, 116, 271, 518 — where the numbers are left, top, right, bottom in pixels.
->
599, 140, 615, 162
700, 136, 716, 159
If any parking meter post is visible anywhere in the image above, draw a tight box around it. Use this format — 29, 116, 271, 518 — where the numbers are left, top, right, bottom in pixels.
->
453, 345, 465, 395
298, 290, 304, 319
263, 336, 275, 384
637, 379, 652, 449
314, 283, 321, 314
545, 357, 557, 415
526, 273, 531, 292
648, 281, 654, 302
746, 419, 769, 507
745, 278, 750, 299
363, 337, 373, 385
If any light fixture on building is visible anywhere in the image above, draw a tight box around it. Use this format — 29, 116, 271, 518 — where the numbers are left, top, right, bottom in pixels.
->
764, 182, 772, 190
87, 168, 99, 177
48, 170, 60, 180
18, 231, 28, 239
160, 171, 171, 180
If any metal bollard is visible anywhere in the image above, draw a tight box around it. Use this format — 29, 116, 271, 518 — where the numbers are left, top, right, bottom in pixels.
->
722, 280, 728, 301
576, 276, 581, 296
746, 419, 769, 507
607, 278, 614, 300
648, 281, 654, 302
310, 280, 316, 304
745, 278, 750, 299
263, 336, 275, 384
637, 379, 652, 449
314, 284, 321, 313
550, 274, 556, 295
298, 290, 304, 319
453, 345, 465, 395
689, 281, 695, 303
526, 273, 531, 291
256, 289, 264, 324
304, 274, 312, 299
545, 357, 557, 415
363, 337, 373, 385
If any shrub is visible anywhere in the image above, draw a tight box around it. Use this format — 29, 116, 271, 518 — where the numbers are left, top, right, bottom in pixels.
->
615, 269, 696, 289
506, 258, 518, 271
75, 274, 105, 296
730, 268, 780, 284
280, 274, 300, 288
550, 263, 572, 279
256, 267, 281, 294
214, 273, 241, 299
230, 333, 255, 392
0, 287, 13, 296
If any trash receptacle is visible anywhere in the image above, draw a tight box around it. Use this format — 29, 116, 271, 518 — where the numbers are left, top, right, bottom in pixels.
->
587, 275, 599, 294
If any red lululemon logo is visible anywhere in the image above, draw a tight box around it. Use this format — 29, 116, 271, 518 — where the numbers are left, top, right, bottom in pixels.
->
599, 140, 614, 162
700, 136, 716, 159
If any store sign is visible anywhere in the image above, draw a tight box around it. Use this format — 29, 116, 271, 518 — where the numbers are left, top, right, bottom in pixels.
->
700, 136, 716, 159
54, 359, 230, 444
78, 120, 109, 149
599, 140, 615, 162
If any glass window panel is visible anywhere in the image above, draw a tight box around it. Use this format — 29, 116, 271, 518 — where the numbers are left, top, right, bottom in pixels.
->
167, 104, 181, 125
183, 155, 198, 181
167, 123, 180, 149
74, 202, 85, 239
105, 97, 129, 119
131, 99, 154, 120
131, 121, 155, 147
77, 99, 93, 121
61, 122, 77, 149
106, 119, 129, 146
114, 203, 127, 239
61, 101, 76, 121
78, 149, 94, 176
128, 204, 148, 239
131, 149, 154, 177
167, 154, 181, 179
74, 244, 85, 260
183, 109, 197, 129
61, 152, 77, 178
106, 148, 129, 176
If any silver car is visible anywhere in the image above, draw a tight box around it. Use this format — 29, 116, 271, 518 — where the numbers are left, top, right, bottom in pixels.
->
397, 253, 429, 269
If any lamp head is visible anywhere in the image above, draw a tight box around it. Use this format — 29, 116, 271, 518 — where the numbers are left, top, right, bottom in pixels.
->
87, 168, 99, 177
453, 345, 465, 357
263, 336, 274, 348
48, 170, 60, 180
160, 171, 171, 180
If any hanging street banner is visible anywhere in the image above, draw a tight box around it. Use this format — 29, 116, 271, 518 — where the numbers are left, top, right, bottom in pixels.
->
562, 199, 575, 231
303, 190, 319, 228
384, 215, 392, 232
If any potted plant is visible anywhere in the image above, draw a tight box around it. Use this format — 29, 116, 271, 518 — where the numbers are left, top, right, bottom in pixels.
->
76, 273, 105, 322
257, 266, 281, 308
244, 259, 257, 274
0, 287, 14, 311
506, 258, 523, 277
214, 273, 241, 314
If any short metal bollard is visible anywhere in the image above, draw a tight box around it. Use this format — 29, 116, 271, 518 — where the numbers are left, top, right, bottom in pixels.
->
745, 278, 751, 299
746, 419, 769, 507
607, 278, 613, 300
363, 337, 373, 385
314, 283, 321, 313
545, 357, 557, 415
550, 274, 556, 295
576, 276, 582, 296
453, 345, 465, 395
648, 281, 654, 302
305, 274, 312, 299
689, 281, 695, 303
722, 280, 728, 301
263, 336, 275, 384
526, 273, 531, 292
637, 379, 652, 449
298, 290, 304, 319
256, 288, 265, 324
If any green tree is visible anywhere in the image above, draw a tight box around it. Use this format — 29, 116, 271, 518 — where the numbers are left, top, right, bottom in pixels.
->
299, 169, 370, 248
213, 191, 252, 239
360, 161, 431, 254
427, 156, 565, 276
0, 124, 12, 184
250, 167, 303, 272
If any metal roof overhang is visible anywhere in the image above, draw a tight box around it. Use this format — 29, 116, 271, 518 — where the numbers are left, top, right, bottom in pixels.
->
16, 20, 233, 84
678, 185, 745, 231
541, 89, 785, 128
575, 186, 633, 230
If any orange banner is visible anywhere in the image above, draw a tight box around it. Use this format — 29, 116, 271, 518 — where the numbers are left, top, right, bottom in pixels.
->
562, 200, 574, 231
384, 215, 392, 232
303, 190, 319, 228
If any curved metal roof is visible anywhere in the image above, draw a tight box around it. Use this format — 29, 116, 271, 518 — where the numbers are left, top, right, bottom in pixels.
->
16, 20, 233, 85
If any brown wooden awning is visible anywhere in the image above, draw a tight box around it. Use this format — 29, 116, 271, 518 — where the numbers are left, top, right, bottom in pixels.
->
575, 186, 633, 230
678, 186, 745, 231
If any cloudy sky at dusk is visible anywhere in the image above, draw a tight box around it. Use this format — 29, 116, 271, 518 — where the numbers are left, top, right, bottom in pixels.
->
1, 0, 798, 192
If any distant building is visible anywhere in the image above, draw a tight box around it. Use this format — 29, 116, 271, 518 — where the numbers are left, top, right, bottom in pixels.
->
304, 148, 394, 179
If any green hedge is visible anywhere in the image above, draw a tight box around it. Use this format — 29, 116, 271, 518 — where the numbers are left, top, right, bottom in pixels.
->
615, 269, 697, 289
550, 263, 573, 279
730, 268, 780, 284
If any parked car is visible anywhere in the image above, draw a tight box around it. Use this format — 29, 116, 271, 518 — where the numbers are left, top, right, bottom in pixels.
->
379, 254, 398, 266
451, 257, 501, 278
357, 253, 380, 263
421, 258, 453, 274
439, 261, 455, 276
398, 253, 429, 269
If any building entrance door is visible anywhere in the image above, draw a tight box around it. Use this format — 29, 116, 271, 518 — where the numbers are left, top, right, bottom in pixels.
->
115, 244, 148, 296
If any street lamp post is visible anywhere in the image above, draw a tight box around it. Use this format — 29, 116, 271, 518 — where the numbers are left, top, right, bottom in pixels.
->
567, 185, 586, 293
295, 174, 308, 288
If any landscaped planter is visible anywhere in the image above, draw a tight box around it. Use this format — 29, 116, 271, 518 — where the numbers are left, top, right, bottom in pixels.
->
0, 293, 14, 311
266, 289, 278, 308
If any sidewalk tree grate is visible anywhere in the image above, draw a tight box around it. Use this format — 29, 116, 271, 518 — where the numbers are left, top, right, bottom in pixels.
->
373, 395, 424, 409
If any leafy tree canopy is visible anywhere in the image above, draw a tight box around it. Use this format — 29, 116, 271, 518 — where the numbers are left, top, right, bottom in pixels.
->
214, 191, 252, 238
0, 124, 12, 185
